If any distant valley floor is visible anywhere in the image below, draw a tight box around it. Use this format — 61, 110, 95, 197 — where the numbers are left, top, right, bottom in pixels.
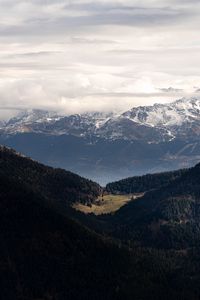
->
0, 132, 200, 185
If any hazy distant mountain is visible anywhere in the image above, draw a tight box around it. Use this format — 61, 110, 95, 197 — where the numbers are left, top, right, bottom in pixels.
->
0, 97, 200, 184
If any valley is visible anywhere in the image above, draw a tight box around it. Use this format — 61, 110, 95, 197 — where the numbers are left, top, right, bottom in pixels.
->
1, 146, 200, 299
73, 193, 143, 215
1, 1, 199, 299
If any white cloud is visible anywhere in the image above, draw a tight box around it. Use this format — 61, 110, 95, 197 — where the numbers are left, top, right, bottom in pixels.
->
0, 0, 200, 119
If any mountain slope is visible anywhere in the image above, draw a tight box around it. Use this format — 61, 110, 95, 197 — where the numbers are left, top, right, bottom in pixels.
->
122, 97, 200, 141
123, 97, 200, 128
0, 145, 101, 206
0, 170, 135, 300
1, 146, 198, 299
105, 163, 200, 249
106, 169, 188, 194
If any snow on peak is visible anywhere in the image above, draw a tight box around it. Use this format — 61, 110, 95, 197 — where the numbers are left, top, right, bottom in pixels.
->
1, 97, 200, 143
123, 97, 200, 128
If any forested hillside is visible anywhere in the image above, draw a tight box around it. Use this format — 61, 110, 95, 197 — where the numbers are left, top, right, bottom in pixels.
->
1, 146, 199, 299
105, 163, 200, 249
106, 169, 187, 194
0, 146, 101, 206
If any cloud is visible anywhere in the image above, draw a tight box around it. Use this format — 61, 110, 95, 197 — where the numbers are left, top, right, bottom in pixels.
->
0, 1, 197, 37
158, 87, 184, 93
0, 0, 200, 119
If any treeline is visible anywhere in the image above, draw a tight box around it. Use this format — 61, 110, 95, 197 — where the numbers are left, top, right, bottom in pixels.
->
106, 169, 188, 194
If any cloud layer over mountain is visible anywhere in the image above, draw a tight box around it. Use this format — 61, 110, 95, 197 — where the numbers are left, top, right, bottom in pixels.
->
0, 0, 200, 118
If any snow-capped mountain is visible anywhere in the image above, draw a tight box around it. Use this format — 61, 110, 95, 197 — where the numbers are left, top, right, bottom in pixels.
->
4, 109, 60, 134
123, 97, 200, 127
122, 97, 200, 141
1, 109, 113, 137
1, 97, 200, 184
1, 97, 200, 143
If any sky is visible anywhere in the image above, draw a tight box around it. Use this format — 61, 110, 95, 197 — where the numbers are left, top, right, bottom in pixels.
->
0, 0, 200, 119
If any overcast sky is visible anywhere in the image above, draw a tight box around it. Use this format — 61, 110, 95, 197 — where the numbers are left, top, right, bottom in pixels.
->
0, 0, 200, 118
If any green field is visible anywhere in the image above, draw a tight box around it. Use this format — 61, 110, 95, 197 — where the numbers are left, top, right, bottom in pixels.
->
73, 194, 142, 215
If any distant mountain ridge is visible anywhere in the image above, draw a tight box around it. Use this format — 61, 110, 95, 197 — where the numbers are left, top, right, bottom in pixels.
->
1, 97, 200, 143
123, 97, 200, 127
1, 97, 200, 184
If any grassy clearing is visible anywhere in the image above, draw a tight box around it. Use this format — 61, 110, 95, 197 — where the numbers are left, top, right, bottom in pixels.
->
73, 194, 142, 215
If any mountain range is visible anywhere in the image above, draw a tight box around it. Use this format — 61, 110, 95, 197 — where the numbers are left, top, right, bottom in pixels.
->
1, 97, 200, 142
0, 97, 200, 184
